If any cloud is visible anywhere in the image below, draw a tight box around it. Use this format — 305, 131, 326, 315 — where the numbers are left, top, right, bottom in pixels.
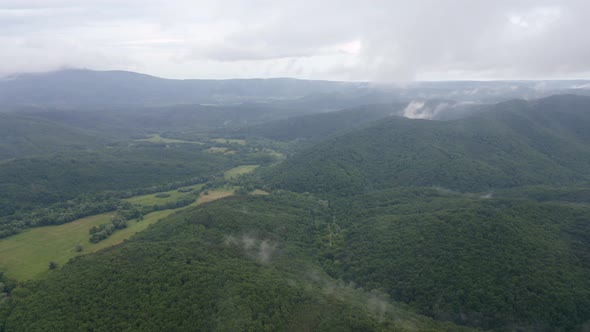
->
1, 0, 590, 80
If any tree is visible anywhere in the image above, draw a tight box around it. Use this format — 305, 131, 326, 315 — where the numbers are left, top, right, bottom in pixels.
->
49, 261, 58, 270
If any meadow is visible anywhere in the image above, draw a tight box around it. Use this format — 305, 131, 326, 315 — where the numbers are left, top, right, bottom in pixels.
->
211, 138, 246, 145
124, 184, 204, 206
0, 188, 233, 280
137, 134, 203, 144
224, 165, 259, 179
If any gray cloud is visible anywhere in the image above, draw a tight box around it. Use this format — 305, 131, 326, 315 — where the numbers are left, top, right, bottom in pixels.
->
1, 0, 589, 80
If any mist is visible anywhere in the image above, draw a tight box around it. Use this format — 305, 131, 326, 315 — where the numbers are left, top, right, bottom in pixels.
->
2, 0, 590, 81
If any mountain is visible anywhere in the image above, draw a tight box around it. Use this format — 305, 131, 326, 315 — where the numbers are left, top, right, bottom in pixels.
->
2, 90, 590, 331
264, 95, 590, 194
237, 103, 407, 142
1, 193, 471, 331
252, 94, 590, 329
0, 113, 108, 160
325, 187, 590, 330
0, 69, 364, 108
3, 69, 590, 110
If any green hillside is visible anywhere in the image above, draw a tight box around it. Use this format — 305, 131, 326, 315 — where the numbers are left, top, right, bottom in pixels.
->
0, 113, 108, 160
1, 194, 470, 332
326, 187, 590, 330
2, 94, 590, 331
265, 95, 590, 194
238, 103, 406, 142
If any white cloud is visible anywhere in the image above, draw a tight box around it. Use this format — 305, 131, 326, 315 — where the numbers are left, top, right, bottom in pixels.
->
0, 0, 589, 80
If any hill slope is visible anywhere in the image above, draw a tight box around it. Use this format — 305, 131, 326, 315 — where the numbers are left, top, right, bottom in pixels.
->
0, 69, 362, 108
0, 113, 108, 160
237, 103, 406, 142
265, 95, 590, 194
1, 194, 469, 332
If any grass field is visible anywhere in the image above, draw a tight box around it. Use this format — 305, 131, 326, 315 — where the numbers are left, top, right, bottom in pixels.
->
211, 138, 246, 145
208, 147, 230, 154
251, 189, 269, 195
124, 184, 203, 206
195, 189, 234, 205
137, 134, 203, 144
224, 165, 259, 180
0, 188, 233, 281
262, 148, 285, 159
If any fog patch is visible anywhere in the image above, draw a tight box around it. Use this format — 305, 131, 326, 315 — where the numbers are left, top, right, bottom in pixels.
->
315, 275, 400, 324
224, 234, 277, 263
573, 83, 590, 89
402, 101, 428, 119
402, 100, 465, 120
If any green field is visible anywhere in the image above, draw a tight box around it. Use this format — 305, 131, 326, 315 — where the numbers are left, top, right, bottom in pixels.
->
137, 134, 203, 144
211, 138, 246, 145
124, 184, 203, 206
208, 147, 231, 154
224, 165, 259, 179
0, 188, 232, 281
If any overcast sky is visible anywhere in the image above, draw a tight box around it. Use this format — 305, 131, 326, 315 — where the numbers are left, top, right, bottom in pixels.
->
1, 0, 589, 81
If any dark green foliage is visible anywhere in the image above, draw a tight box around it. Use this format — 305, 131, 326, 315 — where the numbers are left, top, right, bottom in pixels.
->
237, 103, 405, 142
48, 261, 58, 270
325, 188, 590, 330
0, 113, 108, 161
265, 96, 590, 194
89, 213, 129, 243
89, 223, 116, 243
0, 145, 225, 213
0, 138, 274, 237
2, 194, 465, 331
0, 196, 122, 239
3, 94, 590, 331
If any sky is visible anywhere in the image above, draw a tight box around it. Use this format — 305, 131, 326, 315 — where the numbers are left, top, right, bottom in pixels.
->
1, 0, 589, 81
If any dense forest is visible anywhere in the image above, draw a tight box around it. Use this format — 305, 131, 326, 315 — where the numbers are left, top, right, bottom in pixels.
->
1, 194, 470, 331
1, 71, 590, 331
264, 96, 590, 194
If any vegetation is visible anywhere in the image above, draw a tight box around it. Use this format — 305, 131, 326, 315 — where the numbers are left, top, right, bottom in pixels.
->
264, 97, 590, 195
136, 134, 203, 144
224, 165, 260, 180
2, 93, 590, 331
237, 103, 405, 142
0, 189, 232, 280
0, 136, 277, 238
0, 113, 108, 161
1, 194, 470, 331
326, 187, 590, 330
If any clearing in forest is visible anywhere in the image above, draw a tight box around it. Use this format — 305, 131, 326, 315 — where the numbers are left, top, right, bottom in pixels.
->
224, 165, 259, 179
124, 184, 204, 206
0, 188, 233, 280
137, 134, 203, 144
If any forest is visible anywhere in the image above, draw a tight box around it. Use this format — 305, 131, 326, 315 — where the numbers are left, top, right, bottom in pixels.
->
1, 71, 590, 331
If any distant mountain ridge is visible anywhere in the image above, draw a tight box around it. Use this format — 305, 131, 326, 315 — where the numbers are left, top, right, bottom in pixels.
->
2, 69, 590, 109
0, 69, 364, 108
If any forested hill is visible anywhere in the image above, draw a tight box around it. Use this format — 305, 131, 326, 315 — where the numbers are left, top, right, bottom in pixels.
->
0, 113, 108, 160
0, 69, 362, 108
237, 103, 407, 142
264, 94, 590, 194
1, 193, 471, 331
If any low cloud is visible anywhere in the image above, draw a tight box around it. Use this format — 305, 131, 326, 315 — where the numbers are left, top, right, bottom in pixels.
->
2, 0, 590, 80
225, 234, 278, 263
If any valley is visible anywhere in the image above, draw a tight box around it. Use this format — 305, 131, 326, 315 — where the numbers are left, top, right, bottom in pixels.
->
1, 70, 590, 331
0, 187, 236, 281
